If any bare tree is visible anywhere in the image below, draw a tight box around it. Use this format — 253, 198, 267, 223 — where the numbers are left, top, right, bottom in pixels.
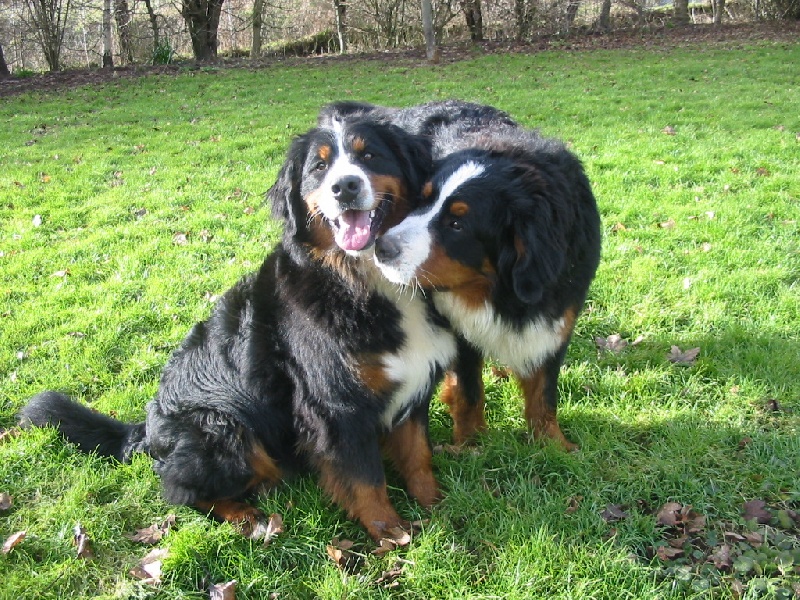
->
102, 0, 113, 67
141, 0, 161, 55
114, 0, 134, 63
462, 0, 483, 41
22, 0, 72, 70
422, 0, 435, 59
596, 0, 611, 29
674, 0, 690, 24
0, 42, 10, 76
252, 0, 264, 57
182, 0, 226, 60
333, 0, 346, 52
713, 0, 725, 23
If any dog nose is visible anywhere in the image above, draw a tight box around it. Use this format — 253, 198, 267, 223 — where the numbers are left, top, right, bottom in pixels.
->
375, 235, 401, 263
331, 175, 362, 204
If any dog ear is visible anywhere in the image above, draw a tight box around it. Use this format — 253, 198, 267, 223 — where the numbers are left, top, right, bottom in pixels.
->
395, 128, 433, 192
267, 134, 308, 240
499, 169, 568, 305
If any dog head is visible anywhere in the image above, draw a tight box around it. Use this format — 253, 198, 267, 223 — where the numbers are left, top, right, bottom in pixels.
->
268, 116, 431, 262
374, 138, 582, 307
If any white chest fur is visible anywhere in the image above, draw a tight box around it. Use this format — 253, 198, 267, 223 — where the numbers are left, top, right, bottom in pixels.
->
434, 292, 566, 375
377, 284, 457, 429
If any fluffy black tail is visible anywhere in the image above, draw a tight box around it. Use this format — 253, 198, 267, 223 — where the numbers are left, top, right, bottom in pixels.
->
19, 391, 147, 462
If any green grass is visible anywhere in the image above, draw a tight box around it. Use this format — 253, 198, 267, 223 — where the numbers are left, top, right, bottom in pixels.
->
1, 39, 799, 599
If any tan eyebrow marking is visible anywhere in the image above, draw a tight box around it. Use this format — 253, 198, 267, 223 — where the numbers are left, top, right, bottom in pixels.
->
450, 201, 470, 217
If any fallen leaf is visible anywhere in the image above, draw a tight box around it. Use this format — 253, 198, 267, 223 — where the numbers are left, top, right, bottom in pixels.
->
0, 428, 21, 444
129, 548, 168, 584
375, 563, 404, 589
172, 232, 188, 245
755, 167, 771, 177
662, 125, 676, 136
762, 398, 782, 412
565, 495, 582, 514
126, 514, 176, 545
667, 346, 700, 365
709, 543, 733, 570
263, 513, 284, 545
742, 499, 772, 524
243, 206, 255, 215
656, 502, 684, 527
611, 222, 626, 233
199, 229, 213, 243
32, 214, 42, 227
326, 538, 362, 574
595, 334, 628, 353
490, 366, 511, 380
658, 218, 676, 229
600, 504, 628, 523
73, 523, 94, 560
209, 580, 237, 600
656, 544, 683, 560
0, 492, 12, 511
51, 269, 70, 278
2, 531, 26, 554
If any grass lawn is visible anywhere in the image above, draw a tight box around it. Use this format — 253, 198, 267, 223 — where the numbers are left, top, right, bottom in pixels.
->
1, 38, 799, 599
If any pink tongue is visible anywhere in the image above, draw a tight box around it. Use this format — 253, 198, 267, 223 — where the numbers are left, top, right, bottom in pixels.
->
334, 210, 373, 251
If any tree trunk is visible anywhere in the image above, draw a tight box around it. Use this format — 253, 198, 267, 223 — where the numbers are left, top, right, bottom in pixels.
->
181, 0, 226, 61
252, 0, 264, 58
597, 0, 611, 29
674, 0, 689, 25
565, 0, 580, 32
114, 0, 134, 63
713, 0, 725, 23
514, 0, 532, 41
421, 0, 437, 61
102, 0, 114, 68
143, 0, 160, 47
463, 0, 483, 41
333, 0, 347, 53
0, 43, 10, 77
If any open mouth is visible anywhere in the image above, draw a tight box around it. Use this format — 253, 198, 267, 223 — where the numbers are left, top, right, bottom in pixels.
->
331, 205, 385, 252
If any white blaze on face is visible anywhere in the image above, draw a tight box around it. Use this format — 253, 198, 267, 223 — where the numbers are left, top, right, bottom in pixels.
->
376, 161, 486, 285
314, 118, 376, 221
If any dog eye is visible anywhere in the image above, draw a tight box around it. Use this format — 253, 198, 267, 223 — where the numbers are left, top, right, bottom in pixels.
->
362, 152, 374, 160
314, 161, 327, 171
447, 217, 463, 231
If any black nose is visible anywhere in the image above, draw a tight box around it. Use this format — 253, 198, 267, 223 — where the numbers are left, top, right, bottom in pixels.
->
375, 235, 401, 263
331, 175, 362, 204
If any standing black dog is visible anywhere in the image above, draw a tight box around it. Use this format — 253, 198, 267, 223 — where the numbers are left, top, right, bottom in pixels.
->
20, 112, 460, 542
374, 123, 602, 450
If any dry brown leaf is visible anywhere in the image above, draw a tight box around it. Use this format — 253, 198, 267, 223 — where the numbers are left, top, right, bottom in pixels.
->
565, 495, 582, 514
667, 346, 700, 365
172, 232, 189, 246
126, 515, 175, 545
129, 548, 168, 584
263, 513, 284, 545
611, 222, 627, 233
662, 125, 676, 136
656, 545, 683, 560
595, 334, 627, 353
600, 504, 628, 523
209, 580, 237, 600
0, 428, 21, 444
2, 531, 26, 554
73, 523, 94, 560
0, 492, 12, 511
656, 502, 683, 527
375, 563, 404, 589
658, 218, 676, 229
709, 543, 733, 571
326, 538, 362, 574
490, 366, 511, 380
742, 499, 772, 524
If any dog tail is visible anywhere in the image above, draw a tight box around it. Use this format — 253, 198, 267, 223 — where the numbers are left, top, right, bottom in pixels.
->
19, 391, 147, 462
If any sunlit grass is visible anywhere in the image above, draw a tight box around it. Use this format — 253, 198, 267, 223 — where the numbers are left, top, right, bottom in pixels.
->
1, 39, 799, 598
